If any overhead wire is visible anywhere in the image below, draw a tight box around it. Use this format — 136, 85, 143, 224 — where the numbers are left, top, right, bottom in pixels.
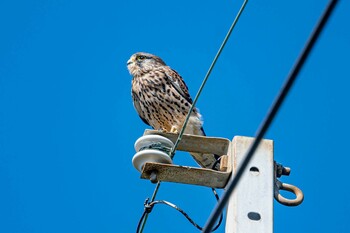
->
202, 0, 339, 232
136, 1, 249, 232
136, 188, 223, 233
170, 0, 249, 157
137, 180, 161, 233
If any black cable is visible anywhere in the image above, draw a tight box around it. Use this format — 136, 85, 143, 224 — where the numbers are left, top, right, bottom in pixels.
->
209, 188, 223, 232
211, 156, 222, 171
202, 1, 339, 232
136, 188, 223, 232
136, 210, 147, 233
136, 198, 153, 233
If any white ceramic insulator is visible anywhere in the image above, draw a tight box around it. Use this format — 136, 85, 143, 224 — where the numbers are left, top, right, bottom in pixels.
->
132, 135, 174, 172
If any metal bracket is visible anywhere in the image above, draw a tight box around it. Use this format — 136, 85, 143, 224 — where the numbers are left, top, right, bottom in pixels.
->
139, 130, 232, 188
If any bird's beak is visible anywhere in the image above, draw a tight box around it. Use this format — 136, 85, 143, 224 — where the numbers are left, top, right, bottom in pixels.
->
127, 58, 133, 65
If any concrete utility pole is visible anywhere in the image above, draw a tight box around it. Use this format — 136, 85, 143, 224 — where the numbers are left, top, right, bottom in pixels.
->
225, 136, 273, 233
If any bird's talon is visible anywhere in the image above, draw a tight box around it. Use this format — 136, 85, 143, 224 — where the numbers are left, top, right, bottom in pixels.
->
170, 126, 179, 134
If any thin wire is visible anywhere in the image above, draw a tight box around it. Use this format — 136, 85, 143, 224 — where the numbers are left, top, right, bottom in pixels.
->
170, 0, 249, 157
138, 181, 161, 233
137, 188, 223, 232
137, 2, 249, 232
136, 207, 148, 233
202, 1, 339, 232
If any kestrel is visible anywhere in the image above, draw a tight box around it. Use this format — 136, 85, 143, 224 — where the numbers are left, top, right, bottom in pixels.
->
127, 52, 219, 169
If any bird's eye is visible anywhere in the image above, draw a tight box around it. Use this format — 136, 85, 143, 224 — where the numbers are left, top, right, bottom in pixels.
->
137, 55, 146, 61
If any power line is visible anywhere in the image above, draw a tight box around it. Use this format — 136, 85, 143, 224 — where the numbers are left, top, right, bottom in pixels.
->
137, 181, 161, 233
137, 188, 223, 233
170, 0, 249, 156
202, 0, 339, 232
136, 1, 249, 232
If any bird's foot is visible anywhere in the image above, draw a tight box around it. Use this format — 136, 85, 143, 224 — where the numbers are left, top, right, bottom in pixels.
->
157, 129, 167, 133
170, 126, 179, 134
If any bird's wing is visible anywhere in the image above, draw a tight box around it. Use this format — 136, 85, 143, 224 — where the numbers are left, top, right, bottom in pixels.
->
164, 68, 193, 104
132, 90, 150, 126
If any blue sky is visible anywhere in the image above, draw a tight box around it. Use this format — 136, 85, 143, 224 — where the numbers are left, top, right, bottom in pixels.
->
1, 0, 349, 232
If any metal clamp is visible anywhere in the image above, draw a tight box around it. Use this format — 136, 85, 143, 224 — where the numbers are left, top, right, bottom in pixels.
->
274, 162, 304, 206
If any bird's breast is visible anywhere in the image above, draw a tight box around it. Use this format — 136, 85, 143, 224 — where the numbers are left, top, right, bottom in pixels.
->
132, 73, 199, 133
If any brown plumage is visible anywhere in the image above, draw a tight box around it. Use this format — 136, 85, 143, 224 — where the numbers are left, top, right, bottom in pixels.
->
127, 52, 218, 169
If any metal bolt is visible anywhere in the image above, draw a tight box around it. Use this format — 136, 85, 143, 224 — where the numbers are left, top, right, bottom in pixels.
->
150, 171, 158, 184
281, 166, 291, 176
275, 162, 291, 178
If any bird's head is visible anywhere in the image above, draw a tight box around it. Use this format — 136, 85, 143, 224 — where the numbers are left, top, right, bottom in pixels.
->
127, 52, 166, 76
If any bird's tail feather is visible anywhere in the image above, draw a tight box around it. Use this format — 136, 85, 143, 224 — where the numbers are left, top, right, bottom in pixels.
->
190, 152, 220, 170
189, 127, 220, 169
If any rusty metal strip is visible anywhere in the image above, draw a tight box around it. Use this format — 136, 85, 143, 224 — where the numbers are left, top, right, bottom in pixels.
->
141, 162, 231, 188
144, 130, 230, 156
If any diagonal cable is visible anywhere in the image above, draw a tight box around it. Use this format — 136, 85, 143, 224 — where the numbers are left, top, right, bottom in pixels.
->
202, 0, 339, 232
137, 1, 249, 232
170, 0, 249, 157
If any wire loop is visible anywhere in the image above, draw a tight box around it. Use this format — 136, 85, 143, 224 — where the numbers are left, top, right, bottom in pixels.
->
136, 189, 223, 233
144, 204, 154, 214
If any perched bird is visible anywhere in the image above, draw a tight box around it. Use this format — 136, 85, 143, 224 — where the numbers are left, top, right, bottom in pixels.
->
127, 52, 219, 169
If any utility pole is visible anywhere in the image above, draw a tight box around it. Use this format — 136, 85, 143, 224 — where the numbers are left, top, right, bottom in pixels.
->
225, 136, 273, 233
133, 130, 302, 232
